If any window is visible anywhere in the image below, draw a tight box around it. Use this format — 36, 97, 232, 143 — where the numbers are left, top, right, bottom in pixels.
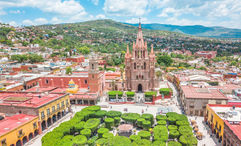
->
134, 63, 136, 69
45, 79, 48, 84
1, 139, 6, 146
41, 111, 45, 119
142, 75, 144, 79
216, 100, 221, 104
92, 75, 94, 79
92, 64, 94, 69
57, 104, 60, 110
47, 108, 50, 116
61, 101, 64, 107
136, 75, 138, 80
85, 80, 87, 84
144, 62, 146, 69
18, 130, 23, 136
52, 106, 55, 113
33, 122, 37, 129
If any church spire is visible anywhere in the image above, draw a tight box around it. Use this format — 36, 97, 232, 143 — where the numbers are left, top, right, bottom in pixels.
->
136, 18, 144, 49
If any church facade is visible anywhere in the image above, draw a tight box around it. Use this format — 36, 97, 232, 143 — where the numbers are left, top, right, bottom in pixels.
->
125, 22, 157, 92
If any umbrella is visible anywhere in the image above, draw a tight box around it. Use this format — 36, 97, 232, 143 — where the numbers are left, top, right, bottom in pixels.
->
191, 120, 197, 125
194, 127, 199, 132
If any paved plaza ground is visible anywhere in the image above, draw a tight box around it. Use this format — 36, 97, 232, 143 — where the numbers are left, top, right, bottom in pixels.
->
27, 82, 220, 146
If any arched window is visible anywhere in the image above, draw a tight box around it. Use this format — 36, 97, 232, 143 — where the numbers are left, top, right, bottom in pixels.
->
46, 79, 48, 84
143, 51, 145, 58
136, 75, 138, 80
134, 63, 136, 69
142, 75, 144, 79
92, 64, 94, 69
144, 62, 146, 69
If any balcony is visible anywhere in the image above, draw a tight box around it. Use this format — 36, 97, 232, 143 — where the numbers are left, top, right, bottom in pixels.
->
41, 115, 45, 120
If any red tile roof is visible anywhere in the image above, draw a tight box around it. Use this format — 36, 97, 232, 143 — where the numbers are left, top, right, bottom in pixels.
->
0, 92, 66, 108
0, 114, 37, 136
224, 120, 241, 140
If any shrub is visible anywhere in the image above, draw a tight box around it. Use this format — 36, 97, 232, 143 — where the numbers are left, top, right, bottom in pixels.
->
168, 125, 178, 131
144, 91, 157, 97
106, 111, 122, 118
138, 131, 151, 140
137, 118, 145, 128
179, 135, 198, 146
166, 112, 178, 118
108, 91, 123, 98
156, 115, 167, 121
87, 136, 98, 146
167, 117, 176, 125
82, 105, 101, 112
126, 91, 135, 97
152, 141, 166, 146
80, 129, 91, 139
95, 110, 107, 119
176, 114, 188, 122
95, 138, 108, 145
103, 133, 114, 139
97, 128, 109, 138
84, 118, 100, 132
73, 121, 85, 132
114, 117, 121, 126
167, 141, 182, 146
178, 126, 193, 136
176, 120, 189, 126
169, 130, 180, 139
129, 135, 141, 142
141, 114, 154, 124
153, 126, 168, 141
157, 120, 166, 126
110, 136, 132, 146
159, 88, 172, 95
142, 120, 151, 130
104, 118, 114, 130
121, 113, 140, 124
135, 139, 152, 145
72, 135, 87, 145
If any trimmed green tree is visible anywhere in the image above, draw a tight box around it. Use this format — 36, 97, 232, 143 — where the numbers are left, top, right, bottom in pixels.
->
80, 129, 91, 139
138, 131, 151, 140
104, 118, 114, 130
97, 128, 109, 138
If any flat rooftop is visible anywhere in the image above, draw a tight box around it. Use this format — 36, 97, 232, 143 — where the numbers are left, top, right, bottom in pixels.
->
0, 114, 37, 136
181, 86, 228, 100
0, 92, 67, 108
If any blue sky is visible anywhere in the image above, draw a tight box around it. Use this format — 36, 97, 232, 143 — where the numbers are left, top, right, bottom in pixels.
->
0, 0, 241, 29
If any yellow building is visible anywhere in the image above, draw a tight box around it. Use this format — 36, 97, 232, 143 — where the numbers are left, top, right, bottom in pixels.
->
0, 92, 71, 135
205, 104, 227, 142
0, 114, 39, 146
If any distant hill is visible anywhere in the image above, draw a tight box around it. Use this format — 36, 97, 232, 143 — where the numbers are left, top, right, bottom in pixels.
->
125, 23, 241, 38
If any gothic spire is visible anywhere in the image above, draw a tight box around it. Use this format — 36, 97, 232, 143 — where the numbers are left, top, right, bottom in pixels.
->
136, 18, 144, 49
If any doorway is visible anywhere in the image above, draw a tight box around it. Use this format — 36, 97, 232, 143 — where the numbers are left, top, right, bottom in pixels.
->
137, 84, 143, 92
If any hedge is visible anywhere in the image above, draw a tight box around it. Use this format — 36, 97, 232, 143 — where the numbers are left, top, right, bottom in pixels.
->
135, 139, 152, 145
95, 110, 107, 119
179, 135, 198, 146
144, 91, 157, 97
106, 111, 122, 118
138, 131, 151, 140
103, 133, 114, 139
84, 118, 100, 132
176, 120, 189, 126
137, 118, 145, 128
108, 91, 123, 98
142, 120, 151, 130
72, 135, 87, 145
152, 141, 166, 146
159, 88, 172, 95
121, 113, 140, 124
153, 126, 168, 141
126, 91, 135, 97
141, 113, 154, 124
95, 138, 108, 145
80, 129, 91, 139
87, 136, 98, 146
168, 117, 176, 125
157, 120, 166, 126
168, 125, 178, 131
129, 135, 141, 142
104, 118, 114, 130
82, 105, 101, 112
156, 115, 167, 121
167, 141, 182, 146
178, 126, 193, 136
97, 128, 109, 138
114, 117, 121, 126
169, 130, 180, 139
110, 136, 132, 146
176, 114, 188, 122
166, 112, 179, 118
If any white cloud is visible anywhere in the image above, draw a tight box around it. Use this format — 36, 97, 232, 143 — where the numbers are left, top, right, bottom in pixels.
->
22, 19, 34, 26
125, 17, 149, 24
91, 0, 99, 5
34, 18, 48, 25
51, 17, 62, 24
103, 0, 149, 16
9, 21, 18, 26
96, 14, 106, 19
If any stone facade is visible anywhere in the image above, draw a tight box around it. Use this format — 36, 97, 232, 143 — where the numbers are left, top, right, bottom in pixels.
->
125, 22, 156, 92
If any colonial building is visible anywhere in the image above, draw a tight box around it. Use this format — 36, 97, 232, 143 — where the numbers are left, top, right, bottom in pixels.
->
125, 22, 157, 92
